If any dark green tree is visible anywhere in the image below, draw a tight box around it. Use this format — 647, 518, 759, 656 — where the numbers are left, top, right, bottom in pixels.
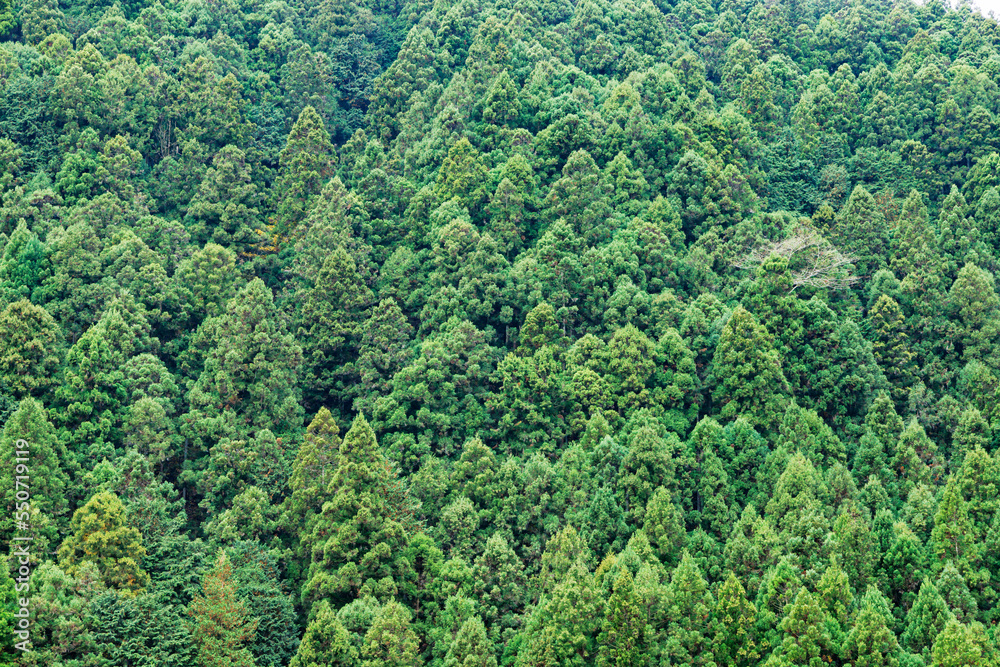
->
711, 306, 789, 434
302, 414, 417, 607
273, 106, 335, 239
0, 397, 71, 552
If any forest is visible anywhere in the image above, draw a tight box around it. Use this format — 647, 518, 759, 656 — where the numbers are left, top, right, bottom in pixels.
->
4, 0, 1000, 664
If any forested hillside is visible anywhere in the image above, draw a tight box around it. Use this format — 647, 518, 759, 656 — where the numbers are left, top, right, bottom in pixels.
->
5, 0, 1000, 664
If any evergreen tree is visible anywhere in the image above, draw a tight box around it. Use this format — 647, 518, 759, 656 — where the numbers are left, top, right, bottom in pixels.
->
53, 300, 149, 463
764, 588, 836, 667
868, 294, 917, 407
842, 590, 902, 667
443, 615, 496, 667
356, 298, 415, 417
949, 263, 1000, 368
289, 599, 357, 667
273, 106, 335, 239
89, 591, 196, 667
832, 184, 889, 278
436, 137, 491, 217
931, 619, 998, 667
0, 299, 62, 400
713, 571, 763, 667
296, 245, 375, 410
711, 306, 789, 434
187, 552, 259, 667
644, 486, 686, 568
517, 558, 601, 666
185, 278, 303, 449
597, 568, 648, 667
931, 478, 976, 566
935, 561, 978, 623
0, 397, 71, 551
284, 407, 340, 576
661, 552, 715, 667
361, 599, 422, 667
58, 491, 149, 594
302, 414, 417, 607
902, 578, 955, 658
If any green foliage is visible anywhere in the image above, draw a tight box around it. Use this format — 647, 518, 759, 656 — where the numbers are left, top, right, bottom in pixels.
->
765, 588, 836, 667
15, 1, 1000, 664
711, 306, 789, 434
361, 599, 422, 667
290, 599, 357, 667
58, 491, 149, 594
274, 106, 335, 239
302, 413, 417, 607
0, 397, 71, 551
187, 552, 258, 667
713, 571, 763, 667
185, 278, 303, 448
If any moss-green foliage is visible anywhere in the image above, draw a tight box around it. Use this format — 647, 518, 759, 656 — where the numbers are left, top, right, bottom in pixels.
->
13, 0, 1000, 664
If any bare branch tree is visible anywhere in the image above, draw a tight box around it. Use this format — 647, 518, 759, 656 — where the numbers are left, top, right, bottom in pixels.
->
734, 230, 859, 291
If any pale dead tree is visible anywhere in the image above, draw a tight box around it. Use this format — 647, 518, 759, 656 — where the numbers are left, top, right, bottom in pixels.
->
734, 230, 859, 291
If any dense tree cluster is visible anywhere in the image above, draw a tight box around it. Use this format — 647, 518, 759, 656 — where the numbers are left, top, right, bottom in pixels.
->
6, 0, 1000, 664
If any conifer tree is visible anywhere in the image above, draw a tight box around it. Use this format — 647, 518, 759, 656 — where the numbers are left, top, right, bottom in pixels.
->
815, 558, 853, 639
185, 146, 264, 254
444, 616, 497, 667
361, 599, 422, 667
931, 479, 976, 566
949, 263, 1000, 367
902, 579, 956, 657
289, 599, 357, 667
297, 245, 374, 410
868, 294, 917, 407
891, 189, 939, 278
597, 568, 648, 667
931, 619, 998, 667
832, 184, 889, 277
436, 137, 491, 217
881, 523, 930, 613
535, 525, 592, 600
474, 532, 527, 640
284, 407, 340, 573
58, 491, 149, 594
0, 397, 71, 550
0, 299, 62, 400
713, 571, 763, 667
711, 306, 789, 434
935, 561, 978, 623
764, 588, 836, 667
0, 221, 48, 303
661, 552, 715, 666
644, 486, 686, 568
543, 149, 613, 244
842, 589, 902, 667
188, 552, 258, 667
54, 300, 148, 462
356, 298, 414, 417
487, 176, 531, 258
173, 243, 239, 327
186, 278, 303, 448
273, 105, 335, 238
302, 414, 416, 607
517, 558, 601, 667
